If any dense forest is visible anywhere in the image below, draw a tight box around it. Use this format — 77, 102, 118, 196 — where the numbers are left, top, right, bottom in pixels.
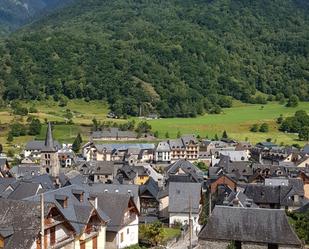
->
0, 0, 308, 117
0, 0, 74, 34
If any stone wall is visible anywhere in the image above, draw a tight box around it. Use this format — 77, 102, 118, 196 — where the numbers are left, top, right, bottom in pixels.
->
198, 240, 229, 249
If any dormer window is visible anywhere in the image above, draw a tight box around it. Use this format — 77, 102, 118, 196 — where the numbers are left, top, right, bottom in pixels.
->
55, 195, 68, 208
72, 189, 84, 202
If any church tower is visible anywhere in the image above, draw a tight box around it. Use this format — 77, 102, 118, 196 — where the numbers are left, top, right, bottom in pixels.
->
41, 122, 60, 178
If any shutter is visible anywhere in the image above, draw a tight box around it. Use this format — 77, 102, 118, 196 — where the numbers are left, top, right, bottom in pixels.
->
50, 227, 56, 245
93, 236, 98, 249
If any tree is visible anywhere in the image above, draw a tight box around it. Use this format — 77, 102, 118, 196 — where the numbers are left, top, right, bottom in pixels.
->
139, 222, 164, 246
177, 131, 182, 138
222, 130, 228, 139
286, 95, 299, 107
72, 133, 83, 153
136, 121, 152, 133
58, 95, 69, 107
154, 131, 159, 138
287, 210, 309, 244
299, 126, 309, 141
29, 106, 38, 113
28, 119, 42, 135
250, 124, 259, 132
276, 114, 283, 124
259, 123, 269, 132
7, 132, 13, 143
214, 134, 219, 140
165, 132, 169, 138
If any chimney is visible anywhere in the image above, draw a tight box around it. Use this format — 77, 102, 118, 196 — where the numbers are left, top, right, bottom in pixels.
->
89, 194, 98, 209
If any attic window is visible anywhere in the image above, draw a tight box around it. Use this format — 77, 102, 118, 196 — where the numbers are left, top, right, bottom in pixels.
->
176, 190, 181, 194
55, 195, 68, 208
104, 189, 108, 193
72, 190, 84, 202
115, 189, 119, 193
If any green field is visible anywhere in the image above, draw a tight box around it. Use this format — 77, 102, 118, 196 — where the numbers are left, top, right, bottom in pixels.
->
1, 100, 309, 153
145, 101, 309, 145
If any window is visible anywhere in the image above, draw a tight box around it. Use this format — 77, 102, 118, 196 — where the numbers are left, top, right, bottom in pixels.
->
127, 228, 129, 234
268, 244, 278, 249
234, 241, 241, 249
120, 232, 124, 243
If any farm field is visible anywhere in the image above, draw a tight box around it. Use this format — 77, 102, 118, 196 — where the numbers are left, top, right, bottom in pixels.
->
0, 100, 309, 153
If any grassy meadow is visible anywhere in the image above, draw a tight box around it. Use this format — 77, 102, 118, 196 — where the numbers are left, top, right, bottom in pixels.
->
0, 99, 308, 153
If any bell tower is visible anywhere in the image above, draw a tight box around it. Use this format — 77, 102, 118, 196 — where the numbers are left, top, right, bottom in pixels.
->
40, 122, 60, 178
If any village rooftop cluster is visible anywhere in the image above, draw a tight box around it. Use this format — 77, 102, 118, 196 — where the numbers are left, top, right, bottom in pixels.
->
0, 123, 308, 249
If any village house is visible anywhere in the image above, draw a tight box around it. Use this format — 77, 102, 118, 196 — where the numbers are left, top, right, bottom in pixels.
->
78, 161, 121, 184
168, 182, 202, 234
96, 192, 139, 249
82, 142, 155, 163
154, 141, 171, 163
198, 206, 302, 249
0, 199, 76, 249
26, 185, 109, 249
139, 177, 160, 223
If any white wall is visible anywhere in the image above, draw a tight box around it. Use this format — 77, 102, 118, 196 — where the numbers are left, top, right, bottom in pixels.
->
169, 213, 201, 235
117, 217, 139, 249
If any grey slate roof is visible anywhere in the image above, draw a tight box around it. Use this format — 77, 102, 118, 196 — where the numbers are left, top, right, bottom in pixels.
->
26, 185, 109, 235
82, 183, 140, 209
166, 159, 204, 182
25, 140, 60, 151
156, 142, 171, 152
168, 182, 201, 214
7, 181, 45, 200
96, 192, 135, 232
92, 128, 137, 139
198, 206, 302, 246
139, 177, 160, 200
43, 122, 56, 152
0, 199, 53, 249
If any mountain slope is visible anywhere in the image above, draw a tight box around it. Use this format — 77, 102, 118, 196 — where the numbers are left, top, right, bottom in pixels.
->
0, 0, 308, 117
0, 0, 74, 34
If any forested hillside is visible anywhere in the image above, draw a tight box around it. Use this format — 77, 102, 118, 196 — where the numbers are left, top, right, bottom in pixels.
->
0, 0, 74, 34
0, 0, 308, 117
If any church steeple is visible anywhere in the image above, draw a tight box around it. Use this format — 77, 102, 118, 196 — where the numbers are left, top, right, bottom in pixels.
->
44, 122, 55, 151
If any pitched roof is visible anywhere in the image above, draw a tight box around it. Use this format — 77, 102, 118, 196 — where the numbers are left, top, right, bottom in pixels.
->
25, 185, 109, 235
25, 140, 60, 151
168, 182, 201, 214
96, 192, 134, 232
139, 177, 159, 200
198, 206, 302, 246
43, 122, 56, 152
7, 182, 44, 200
0, 199, 53, 249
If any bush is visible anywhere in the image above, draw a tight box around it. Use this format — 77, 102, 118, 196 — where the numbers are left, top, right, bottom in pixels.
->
286, 95, 299, 107
259, 123, 269, 132
250, 124, 259, 132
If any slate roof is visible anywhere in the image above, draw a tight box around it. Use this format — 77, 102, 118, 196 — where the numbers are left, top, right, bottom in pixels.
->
82, 183, 140, 209
0, 199, 53, 249
25, 140, 60, 151
156, 142, 171, 152
96, 192, 136, 232
92, 128, 137, 139
198, 206, 302, 246
26, 185, 109, 235
79, 161, 120, 176
139, 177, 160, 200
7, 182, 45, 200
303, 144, 309, 154
9, 164, 41, 178
166, 159, 204, 182
168, 182, 201, 214
92, 143, 155, 153
168, 139, 185, 150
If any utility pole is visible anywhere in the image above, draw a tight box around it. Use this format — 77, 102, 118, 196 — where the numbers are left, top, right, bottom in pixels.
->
41, 193, 45, 249
209, 191, 212, 216
189, 195, 192, 249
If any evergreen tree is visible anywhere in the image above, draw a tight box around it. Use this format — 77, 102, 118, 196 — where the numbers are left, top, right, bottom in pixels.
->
72, 133, 82, 153
177, 131, 181, 138
222, 130, 228, 139
28, 118, 42, 135
165, 132, 169, 138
